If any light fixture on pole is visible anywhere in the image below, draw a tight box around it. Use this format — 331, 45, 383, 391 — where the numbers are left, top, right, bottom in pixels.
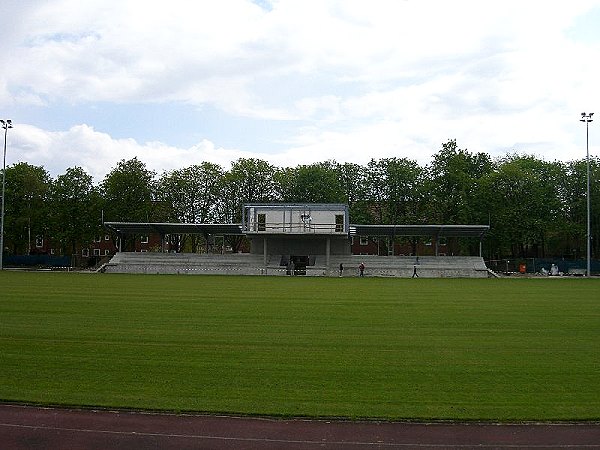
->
0, 119, 13, 271
580, 112, 594, 277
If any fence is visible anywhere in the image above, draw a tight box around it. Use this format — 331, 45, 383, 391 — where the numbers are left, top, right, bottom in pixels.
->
4, 254, 71, 268
486, 258, 599, 275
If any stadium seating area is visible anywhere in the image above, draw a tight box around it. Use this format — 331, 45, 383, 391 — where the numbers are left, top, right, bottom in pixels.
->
331, 255, 488, 278
103, 252, 489, 278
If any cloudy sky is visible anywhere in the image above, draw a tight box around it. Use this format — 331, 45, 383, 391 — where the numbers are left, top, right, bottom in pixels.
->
1, 0, 599, 181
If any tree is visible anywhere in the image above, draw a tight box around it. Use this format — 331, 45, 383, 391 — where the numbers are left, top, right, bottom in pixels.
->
48, 167, 100, 256
2, 163, 50, 254
219, 158, 277, 252
275, 161, 344, 204
334, 162, 370, 224
100, 158, 156, 222
158, 162, 224, 223
100, 158, 156, 251
364, 159, 387, 224
425, 139, 494, 225
364, 158, 423, 225
480, 155, 565, 258
219, 158, 277, 222
157, 163, 224, 252
563, 157, 600, 260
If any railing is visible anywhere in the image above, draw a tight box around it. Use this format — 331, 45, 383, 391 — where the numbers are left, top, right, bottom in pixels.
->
247, 221, 345, 234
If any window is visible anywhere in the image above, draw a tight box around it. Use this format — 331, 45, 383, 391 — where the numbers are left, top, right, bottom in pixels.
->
94, 236, 101, 243
335, 214, 344, 232
93, 248, 100, 256
104, 249, 110, 256
140, 235, 149, 244
360, 236, 368, 246
104, 235, 110, 241
257, 214, 266, 231
82, 248, 89, 257
35, 236, 44, 248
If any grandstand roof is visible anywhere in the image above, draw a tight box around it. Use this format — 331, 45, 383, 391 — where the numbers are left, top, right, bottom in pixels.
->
349, 224, 489, 238
104, 222, 243, 236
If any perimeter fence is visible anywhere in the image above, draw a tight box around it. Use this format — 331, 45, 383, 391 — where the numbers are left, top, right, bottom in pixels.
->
486, 258, 600, 275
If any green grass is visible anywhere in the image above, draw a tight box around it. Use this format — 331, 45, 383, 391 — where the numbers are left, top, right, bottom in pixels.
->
1, 272, 599, 421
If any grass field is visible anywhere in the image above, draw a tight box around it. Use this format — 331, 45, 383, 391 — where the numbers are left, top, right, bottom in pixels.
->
1, 271, 599, 421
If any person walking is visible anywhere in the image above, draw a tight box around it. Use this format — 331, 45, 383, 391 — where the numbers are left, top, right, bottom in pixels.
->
412, 264, 419, 278
359, 262, 365, 277
339, 262, 344, 277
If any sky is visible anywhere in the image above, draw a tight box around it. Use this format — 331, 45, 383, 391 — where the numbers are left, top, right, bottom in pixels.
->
1, 0, 599, 182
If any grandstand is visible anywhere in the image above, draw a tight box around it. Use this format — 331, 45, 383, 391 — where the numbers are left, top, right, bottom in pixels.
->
101, 253, 488, 278
103, 203, 489, 278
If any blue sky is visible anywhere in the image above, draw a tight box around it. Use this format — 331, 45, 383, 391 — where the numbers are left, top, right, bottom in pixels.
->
1, 0, 599, 181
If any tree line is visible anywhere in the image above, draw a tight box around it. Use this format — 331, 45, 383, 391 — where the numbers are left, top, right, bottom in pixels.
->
2, 139, 598, 260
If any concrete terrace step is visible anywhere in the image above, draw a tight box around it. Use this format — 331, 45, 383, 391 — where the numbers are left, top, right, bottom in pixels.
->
104, 252, 268, 275
104, 252, 488, 277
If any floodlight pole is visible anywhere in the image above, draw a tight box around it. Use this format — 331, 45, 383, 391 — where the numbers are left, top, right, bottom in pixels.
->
0, 119, 13, 271
580, 112, 594, 277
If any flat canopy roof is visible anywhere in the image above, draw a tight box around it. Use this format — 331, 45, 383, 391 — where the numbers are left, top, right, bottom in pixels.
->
350, 224, 490, 238
104, 222, 243, 236
244, 203, 348, 210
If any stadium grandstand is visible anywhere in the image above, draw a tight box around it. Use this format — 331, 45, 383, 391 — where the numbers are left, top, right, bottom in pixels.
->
102, 204, 490, 277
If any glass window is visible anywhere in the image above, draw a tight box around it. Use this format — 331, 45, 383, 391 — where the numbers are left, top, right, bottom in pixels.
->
258, 214, 266, 231
335, 214, 344, 232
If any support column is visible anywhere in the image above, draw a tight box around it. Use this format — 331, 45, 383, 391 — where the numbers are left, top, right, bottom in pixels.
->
435, 236, 439, 257
263, 237, 268, 273
479, 239, 483, 257
326, 237, 331, 273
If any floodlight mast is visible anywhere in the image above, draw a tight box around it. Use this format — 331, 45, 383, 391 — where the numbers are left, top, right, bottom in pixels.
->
1, 119, 13, 270
580, 112, 594, 277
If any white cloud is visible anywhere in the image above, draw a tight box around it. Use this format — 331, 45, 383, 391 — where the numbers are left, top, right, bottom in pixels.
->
8, 124, 260, 181
1, 0, 599, 179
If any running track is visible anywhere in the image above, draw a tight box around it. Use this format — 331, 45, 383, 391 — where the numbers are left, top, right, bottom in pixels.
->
1, 404, 600, 449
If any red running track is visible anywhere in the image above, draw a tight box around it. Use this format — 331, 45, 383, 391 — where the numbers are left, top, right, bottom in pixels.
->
1, 404, 600, 449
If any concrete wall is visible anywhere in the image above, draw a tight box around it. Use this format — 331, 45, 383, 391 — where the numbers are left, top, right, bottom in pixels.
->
248, 235, 351, 256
